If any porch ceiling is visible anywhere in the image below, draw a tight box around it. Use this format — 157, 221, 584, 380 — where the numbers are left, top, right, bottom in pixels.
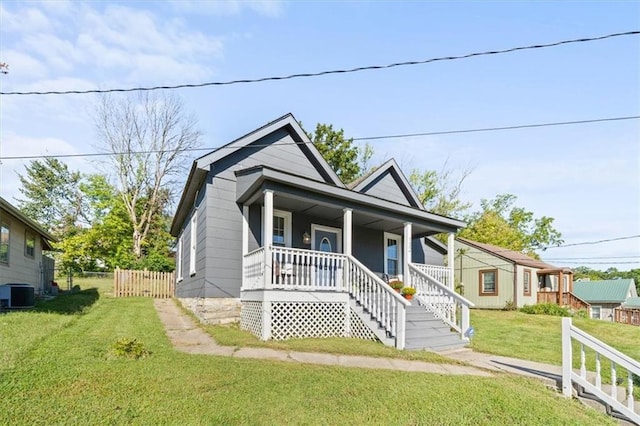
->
236, 166, 465, 236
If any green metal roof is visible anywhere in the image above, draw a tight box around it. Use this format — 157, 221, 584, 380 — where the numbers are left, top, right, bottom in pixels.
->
573, 279, 637, 303
624, 297, 640, 308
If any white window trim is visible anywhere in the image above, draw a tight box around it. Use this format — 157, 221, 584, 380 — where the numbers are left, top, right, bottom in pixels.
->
383, 232, 402, 278
189, 211, 197, 276
176, 234, 183, 282
0, 221, 9, 265
591, 306, 601, 320
310, 224, 343, 252
262, 208, 292, 247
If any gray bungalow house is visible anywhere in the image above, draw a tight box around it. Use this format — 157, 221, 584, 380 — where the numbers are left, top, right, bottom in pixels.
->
573, 279, 638, 321
171, 113, 474, 351
454, 238, 588, 311
0, 196, 56, 296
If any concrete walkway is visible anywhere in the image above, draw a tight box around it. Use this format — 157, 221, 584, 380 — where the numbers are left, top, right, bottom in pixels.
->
154, 299, 492, 376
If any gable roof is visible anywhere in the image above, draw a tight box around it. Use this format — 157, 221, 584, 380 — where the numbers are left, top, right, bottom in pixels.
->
573, 279, 638, 303
349, 159, 423, 209
0, 196, 57, 246
425, 236, 448, 255
171, 113, 343, 235
456, 237, 558, 270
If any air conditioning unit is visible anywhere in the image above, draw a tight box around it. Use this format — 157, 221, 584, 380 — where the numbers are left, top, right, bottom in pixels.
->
0, 284, 35, 309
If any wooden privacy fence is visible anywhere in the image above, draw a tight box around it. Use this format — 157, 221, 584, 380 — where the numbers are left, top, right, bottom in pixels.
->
615, 308, 640, 326
113, 269, 175, 298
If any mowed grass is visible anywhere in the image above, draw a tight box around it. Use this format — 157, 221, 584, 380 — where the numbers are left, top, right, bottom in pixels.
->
470, 309, 640, 365
0, 286, 614, 425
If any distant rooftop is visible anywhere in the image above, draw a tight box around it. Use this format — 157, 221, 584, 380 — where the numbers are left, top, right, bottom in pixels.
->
573, 279, 637, 303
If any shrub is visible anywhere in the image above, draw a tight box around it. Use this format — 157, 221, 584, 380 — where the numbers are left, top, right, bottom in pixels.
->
111, 337, 150, 359
519, 303, 570, 317
503, 300, 517, 311
572, 308, 589, 319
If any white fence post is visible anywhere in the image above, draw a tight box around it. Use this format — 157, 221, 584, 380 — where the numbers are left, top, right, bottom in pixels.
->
561, 317, 573, 397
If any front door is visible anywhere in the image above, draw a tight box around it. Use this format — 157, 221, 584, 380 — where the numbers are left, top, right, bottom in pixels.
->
311, 225, 342, 288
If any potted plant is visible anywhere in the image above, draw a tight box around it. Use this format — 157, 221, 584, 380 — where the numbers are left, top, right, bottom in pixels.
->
389, 280, 403, 293
401, 286, 416, 300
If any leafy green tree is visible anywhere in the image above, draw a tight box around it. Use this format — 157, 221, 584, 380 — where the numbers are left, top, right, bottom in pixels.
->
16, 158, 86, 236
305, 123, 372, 183
459, 193, 563, 257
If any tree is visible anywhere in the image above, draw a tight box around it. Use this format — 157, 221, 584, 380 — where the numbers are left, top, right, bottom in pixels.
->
409, 160, 473, 218
305, 123, 372, 183
458, 193, 563, 257
17, 158, 88, 236
95, 92, 201, 259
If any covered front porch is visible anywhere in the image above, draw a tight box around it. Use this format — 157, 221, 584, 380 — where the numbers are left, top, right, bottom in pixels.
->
236, 166, 473, 349
536, 268, 590, 312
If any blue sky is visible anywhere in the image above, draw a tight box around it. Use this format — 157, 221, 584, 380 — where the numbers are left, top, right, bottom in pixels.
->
1, 1, 639, 270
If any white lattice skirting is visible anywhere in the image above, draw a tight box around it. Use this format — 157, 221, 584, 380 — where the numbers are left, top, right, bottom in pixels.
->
240, 301, 378, 342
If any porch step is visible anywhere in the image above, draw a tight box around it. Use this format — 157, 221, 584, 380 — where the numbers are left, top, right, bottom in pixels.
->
348, 300, 395, 347
404, 304, 468, 352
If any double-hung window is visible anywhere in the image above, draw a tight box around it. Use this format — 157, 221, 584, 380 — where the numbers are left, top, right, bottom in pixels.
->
25, 231, 35, 258
189, 211, 197, 276
479, 269, 498, 295
270, 209, 291, 247
591, 306, 601, 320
0, 222, 9, 264
177, 235, 183, 282
523, 269, 531, 296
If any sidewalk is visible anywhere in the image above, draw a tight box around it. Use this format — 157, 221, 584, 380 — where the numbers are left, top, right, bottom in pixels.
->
154, 299, 492, 376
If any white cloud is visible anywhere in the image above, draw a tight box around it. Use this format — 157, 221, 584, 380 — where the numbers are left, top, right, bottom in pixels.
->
170, 0, 284, 17
0, 50, 48, 79
0, 132, 90, 203
0, 5, 53, 34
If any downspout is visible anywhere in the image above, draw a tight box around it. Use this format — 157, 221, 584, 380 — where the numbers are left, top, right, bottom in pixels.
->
513, 262, 518, 308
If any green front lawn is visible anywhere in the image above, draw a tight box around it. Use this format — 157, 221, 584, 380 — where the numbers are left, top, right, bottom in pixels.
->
469, 309, 640, 365
0, 287, 613, 425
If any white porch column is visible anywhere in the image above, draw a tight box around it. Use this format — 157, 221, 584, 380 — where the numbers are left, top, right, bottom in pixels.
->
241, 205, 249, 290
403, 222, 412, 287
343, 208, 352, 256
263, 190, 273, 289
447, 232, 455, 289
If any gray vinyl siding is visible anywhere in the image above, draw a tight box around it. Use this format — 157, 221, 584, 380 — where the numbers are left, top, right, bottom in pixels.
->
412, 239, 445, 266
175, 191, 207, 298
212, 129, 326, 182
0, 207, 44, 291
359, 171, 413, 207
178, 129, 333, 298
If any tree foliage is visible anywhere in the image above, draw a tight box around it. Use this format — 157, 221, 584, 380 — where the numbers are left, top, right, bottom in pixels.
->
95, 92, 201, 259
16, 158, 86, 237
305, 123, 372, 184
573, 267, 640, 294
409, 161, 473, 218
458, 194, 563, 257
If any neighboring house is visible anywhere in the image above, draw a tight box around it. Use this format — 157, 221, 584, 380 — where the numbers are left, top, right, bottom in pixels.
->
0, 196, 56, 295
454, 238, 585, 310
573, 279, 638, 321
170, 113, 474, 351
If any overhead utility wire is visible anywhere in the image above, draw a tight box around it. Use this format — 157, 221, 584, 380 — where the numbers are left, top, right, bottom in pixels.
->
1, 30, 638, 96
352, 116, 640, 141
1, 114, 638, 161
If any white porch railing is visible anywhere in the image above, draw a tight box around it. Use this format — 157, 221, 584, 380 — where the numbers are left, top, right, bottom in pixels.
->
243, 247, 265, 290
242, 246, 409, 349
346, 255, 409, 349
271, 246, 346, 290
562, 318, 639, 424
411, 263, 452, 289
409, 263, 474, 337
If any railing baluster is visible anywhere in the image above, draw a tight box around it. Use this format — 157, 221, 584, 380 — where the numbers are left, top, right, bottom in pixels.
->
627, 370, 634, 410
596, 353, 601, 389
580, 344, 586, 378
611, 362, 617, 400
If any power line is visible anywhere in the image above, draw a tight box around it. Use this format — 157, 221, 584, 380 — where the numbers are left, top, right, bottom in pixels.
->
1, 30, 638, 96
353, 116, 640, 141
543, 235, 640, 249
1, 114, 638, 161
